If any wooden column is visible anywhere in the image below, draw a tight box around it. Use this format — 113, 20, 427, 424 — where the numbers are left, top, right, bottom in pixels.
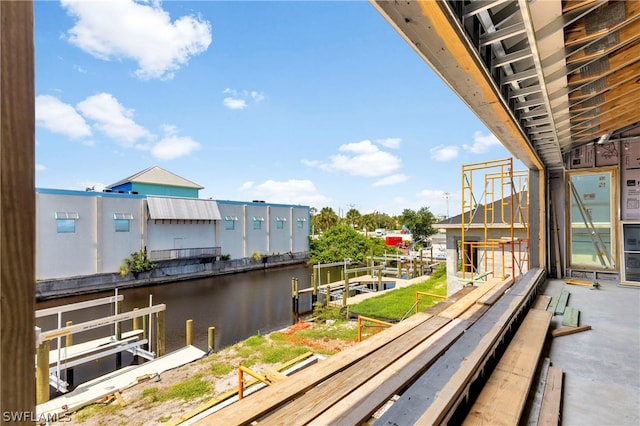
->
1, 0, 36, 416
156, 311, 165, 357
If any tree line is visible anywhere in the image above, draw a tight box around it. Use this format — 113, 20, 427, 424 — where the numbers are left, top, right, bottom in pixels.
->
309, 206, 439, 264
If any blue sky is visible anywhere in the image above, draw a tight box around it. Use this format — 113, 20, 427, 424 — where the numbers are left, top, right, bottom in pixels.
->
35, 0, 523, 217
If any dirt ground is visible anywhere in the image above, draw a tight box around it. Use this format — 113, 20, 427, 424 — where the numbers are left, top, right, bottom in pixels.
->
65, 321, 358, 425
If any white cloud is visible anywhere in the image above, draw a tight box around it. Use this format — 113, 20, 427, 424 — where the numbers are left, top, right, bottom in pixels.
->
320, 140, 402, 177
77, 93, 151, 146
430, 145, 459, 161
150, 126, 201, 160
35, 95, 92, 140
301, 159, 321, 167
373, 174, 408, 187
222, 88, 265, 110
377, 137, 401, 149
223, 97, 247, 110
237, 179, 330, 206
61, 0, 212, 80
463, 131, 501, 154
36, 164, 47, 172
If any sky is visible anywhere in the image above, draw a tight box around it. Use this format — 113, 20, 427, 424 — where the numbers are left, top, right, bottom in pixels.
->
35, 0, 524, 218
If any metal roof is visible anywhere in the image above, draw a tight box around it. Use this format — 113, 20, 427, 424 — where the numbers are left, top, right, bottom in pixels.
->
147, 197, 221, 221
107, 166, 204, 189
371, 0, 640, 171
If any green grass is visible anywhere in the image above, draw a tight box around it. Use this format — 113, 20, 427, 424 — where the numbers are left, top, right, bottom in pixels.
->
141, 375, 211, 403
262, 345, 311, 364
295, 322, 358, 341
350, 265, 447, 321
210, 361, 234, 376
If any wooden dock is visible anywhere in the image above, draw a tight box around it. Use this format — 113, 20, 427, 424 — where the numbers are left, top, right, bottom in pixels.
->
195, 271, 548, 425
36, 345, 206, 418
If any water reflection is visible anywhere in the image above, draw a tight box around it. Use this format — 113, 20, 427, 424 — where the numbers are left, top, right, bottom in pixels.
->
36, 264, 312, 391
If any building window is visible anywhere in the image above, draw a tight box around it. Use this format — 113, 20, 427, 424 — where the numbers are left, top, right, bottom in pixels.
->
276, 217, 287, 229
253, 216, 264, 230
114, 213, 134, 232
296, 217, 306, 229
55, 212, 79, 233
225, 216, 238, 230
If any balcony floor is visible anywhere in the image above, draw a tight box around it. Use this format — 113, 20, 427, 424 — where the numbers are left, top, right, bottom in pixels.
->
540, 278, 640, 425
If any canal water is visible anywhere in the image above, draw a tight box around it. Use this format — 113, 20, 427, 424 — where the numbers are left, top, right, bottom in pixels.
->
36, 264, 317, 390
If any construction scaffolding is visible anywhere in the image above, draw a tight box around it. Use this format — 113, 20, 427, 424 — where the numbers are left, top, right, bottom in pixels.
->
460, 158, 530, 282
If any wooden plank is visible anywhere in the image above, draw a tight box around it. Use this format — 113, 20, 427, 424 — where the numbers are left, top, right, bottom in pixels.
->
532, 295, 551, 311
439, 277, 512, 319
527, 358, 551, 426
561, 307, 580, 327
239, 316, 453, 425
538, 367, 563, 426
546, 292, 561, 314
198, 312, 438, 424
412, 269, 545, 425
306, 320, 467, 425
462, 309, 552, 426
1, 0, 36, 417
477, 279, 515, 306
37, 346, 206, 417
551, 324, 591, 338
554, 291, 570, 315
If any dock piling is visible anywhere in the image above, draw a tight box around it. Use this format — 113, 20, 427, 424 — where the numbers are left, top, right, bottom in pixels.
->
186, 319, 193, 346
156, 310, 165, 356
208, 326, 215, 353
36, 340, 50, 404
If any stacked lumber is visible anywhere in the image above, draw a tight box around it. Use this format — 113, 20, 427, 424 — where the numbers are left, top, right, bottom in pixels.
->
198, 277, 516, 425
462, 309, 553, 425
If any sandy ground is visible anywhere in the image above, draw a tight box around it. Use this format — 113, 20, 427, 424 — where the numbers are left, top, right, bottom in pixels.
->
65, 321, 358, 425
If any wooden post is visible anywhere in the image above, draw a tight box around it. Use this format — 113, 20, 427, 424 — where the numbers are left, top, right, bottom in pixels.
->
36, 341, 50, 404
378, 269, 382, 292
238, 363, 244, 400
64, 321, 73, 347
132, 307, 140, 330
326, 284, 331, 307
208, 326, 215, 352
186, 319, 193, 346
156, 311, 165, 357
327, 270, 331, 285
311, 272, 317, 305
291, 277, 296, 313
65, 320, 74, 386
1, 0, 35, 416
294, 278, 299, 314
343, 273, 349, 307
143, 314, 149, 351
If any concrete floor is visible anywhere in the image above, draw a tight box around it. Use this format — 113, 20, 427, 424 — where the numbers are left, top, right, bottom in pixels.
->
541, 278, 640, 425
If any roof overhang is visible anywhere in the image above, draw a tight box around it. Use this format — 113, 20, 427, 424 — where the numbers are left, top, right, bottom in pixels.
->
371, 0, 640, 171
147, 197, 221, 221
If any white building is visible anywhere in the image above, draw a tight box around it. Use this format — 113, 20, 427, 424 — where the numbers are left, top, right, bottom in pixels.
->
36, 167, 309, 280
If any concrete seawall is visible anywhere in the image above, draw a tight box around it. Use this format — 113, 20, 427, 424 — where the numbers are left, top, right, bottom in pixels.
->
36, 252, 309, 301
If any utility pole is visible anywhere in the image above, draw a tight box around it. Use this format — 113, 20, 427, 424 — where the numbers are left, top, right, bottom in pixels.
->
443, 192, 451, 218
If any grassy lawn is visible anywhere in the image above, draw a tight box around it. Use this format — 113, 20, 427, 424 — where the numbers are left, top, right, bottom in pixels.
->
349, 264, 447, 321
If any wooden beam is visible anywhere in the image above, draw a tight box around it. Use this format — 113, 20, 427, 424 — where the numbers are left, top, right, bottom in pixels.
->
538, 366, 563, 425
551, 324, 592, 337
1, 0, 36, 418
439, 278, 512, 319
562, 306, 580, 327
566, 19, 640, 65
199, 312, 436, 424
462, 309, 552, 425
565, 2, 640, 46
532, 295, 551, 311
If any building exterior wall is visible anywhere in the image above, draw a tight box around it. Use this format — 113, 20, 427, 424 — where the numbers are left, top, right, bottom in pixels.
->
37, 190, 309, 280
99, 196, 145, 273
36, 190, 146, 280
244, 203, 269, 256
216, 202, 246, 259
